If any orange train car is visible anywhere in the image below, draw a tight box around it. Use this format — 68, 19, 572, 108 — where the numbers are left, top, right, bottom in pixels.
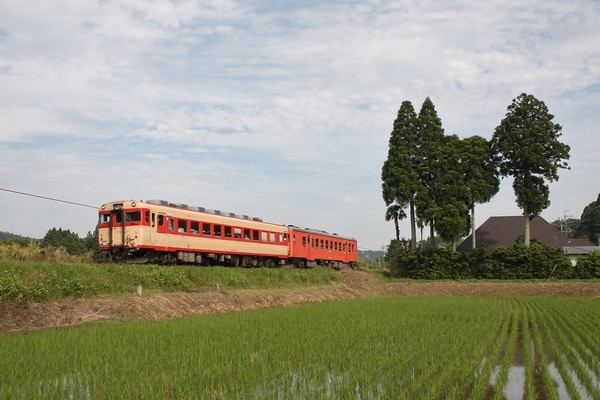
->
98, 199, 357, 269
287, 226, 357, 269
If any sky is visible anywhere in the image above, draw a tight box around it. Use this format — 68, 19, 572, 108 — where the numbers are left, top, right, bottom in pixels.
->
1, 0, 599, 250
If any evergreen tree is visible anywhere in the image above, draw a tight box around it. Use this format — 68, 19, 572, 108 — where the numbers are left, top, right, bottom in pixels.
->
42, 228, 87, 255
458, 136, 500, 249
381, 100, 420, 248
491, 93, 570, 246
83, 229, 102, 258
430, 134, 471, 249
415, 97, 445, 248
573, 194, 600, 245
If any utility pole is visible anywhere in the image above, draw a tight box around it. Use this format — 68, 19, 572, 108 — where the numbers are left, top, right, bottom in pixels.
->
561, 210, 573, 238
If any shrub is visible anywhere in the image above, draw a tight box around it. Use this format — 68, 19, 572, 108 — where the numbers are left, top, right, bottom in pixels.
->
575, 251, 600, 279
389, 248, 471, 280
388, 240, 573, 280
0, 270, 28, 303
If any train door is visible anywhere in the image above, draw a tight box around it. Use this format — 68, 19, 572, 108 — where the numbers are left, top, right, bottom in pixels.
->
109, 209, 124, 247
307, 235, 314, 261
155, 213, 168, 249
149, 212, 156, 244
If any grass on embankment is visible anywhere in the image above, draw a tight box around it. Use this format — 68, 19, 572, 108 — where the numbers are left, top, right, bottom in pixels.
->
0, 260, 338, 304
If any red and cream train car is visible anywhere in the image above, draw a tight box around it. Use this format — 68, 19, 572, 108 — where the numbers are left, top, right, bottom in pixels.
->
98, 200, 357, 268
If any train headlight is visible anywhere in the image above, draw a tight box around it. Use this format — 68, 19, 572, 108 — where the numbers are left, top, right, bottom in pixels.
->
131, 201, 136, 207
101, 205, 105, 210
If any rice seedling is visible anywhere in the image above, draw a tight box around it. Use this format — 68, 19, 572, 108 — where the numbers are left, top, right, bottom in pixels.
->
1, 296, 599, 399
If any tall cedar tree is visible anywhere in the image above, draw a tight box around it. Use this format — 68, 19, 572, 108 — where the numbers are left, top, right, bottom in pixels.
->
459, 136, 500, 249
381, 100, 420, 247
491, 93, 570, 246
431, 134, 471, 249
415, 97, 445, 248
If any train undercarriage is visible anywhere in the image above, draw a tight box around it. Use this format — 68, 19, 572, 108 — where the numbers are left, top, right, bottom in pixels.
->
105, 247, 351, 269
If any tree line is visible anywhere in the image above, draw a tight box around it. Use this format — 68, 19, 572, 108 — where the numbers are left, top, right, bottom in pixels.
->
382, 93, 570, 250
1, 228, 99, 257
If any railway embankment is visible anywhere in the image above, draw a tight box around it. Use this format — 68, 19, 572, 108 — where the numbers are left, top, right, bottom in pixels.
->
2, 268, 600, 333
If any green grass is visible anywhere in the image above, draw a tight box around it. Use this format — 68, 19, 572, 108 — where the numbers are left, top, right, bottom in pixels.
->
0, 260, 337, 303
3, 296, 598, 399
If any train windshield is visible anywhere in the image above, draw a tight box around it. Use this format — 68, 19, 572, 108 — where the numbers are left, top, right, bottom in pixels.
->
126, 211, 141, 222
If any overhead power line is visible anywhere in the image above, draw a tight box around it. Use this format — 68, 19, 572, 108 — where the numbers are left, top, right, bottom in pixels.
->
0, 187, 97, 209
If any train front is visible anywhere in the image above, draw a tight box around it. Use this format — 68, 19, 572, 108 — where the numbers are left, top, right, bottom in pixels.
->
98, 200, 150, 262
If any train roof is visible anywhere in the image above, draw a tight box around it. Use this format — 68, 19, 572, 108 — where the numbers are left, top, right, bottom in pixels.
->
286, 225, 356, 241
100, 199, 272, 224
145, 199, 266, 222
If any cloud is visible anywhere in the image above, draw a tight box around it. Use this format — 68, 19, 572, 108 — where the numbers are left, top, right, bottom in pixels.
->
0, 0, 599, 248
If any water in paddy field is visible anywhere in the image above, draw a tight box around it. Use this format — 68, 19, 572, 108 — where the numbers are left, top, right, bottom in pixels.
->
485, 340, 597, 400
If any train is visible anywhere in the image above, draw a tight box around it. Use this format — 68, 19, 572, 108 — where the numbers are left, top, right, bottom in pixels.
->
98, 200, 357, 269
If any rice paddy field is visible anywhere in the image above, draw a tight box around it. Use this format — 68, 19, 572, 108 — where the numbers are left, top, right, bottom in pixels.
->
1, 295, 599, 399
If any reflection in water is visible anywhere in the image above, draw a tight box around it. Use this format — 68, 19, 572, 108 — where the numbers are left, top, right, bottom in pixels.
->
487, 361, 595, 400
547, 362, 572, 400
488, 365, 525, 400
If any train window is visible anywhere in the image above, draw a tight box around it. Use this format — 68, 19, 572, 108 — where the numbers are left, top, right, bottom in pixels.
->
320, 239, 324, 249
100, 214, 110, 224
234, 228, 241, 239
178, 220, 187, 233
244, 229, 250, 240
126, 212, 141, 222
261, 231, 268, 242
302, 237, 306, 247
152, 213, 155, 227
225, 226, 232, 238
115, 213, 123, 223
191, 221, 199, 234
145, 211, 150, 224
158, 215, 165, 226
214, 225, 222, 237
283, 233, 288, 241
269, 232, 275, 243
253, 230, 259, 241
311, 238, 314, 248
168, 219, 175, 232
325, 240, 329, 249
202, 223, 211, 236
334, 242, 337, 251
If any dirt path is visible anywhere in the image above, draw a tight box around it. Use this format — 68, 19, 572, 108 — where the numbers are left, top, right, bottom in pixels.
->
2, 269, 599, 333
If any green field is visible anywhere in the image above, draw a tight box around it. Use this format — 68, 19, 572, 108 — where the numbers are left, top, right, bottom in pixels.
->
1, 296, 599, 399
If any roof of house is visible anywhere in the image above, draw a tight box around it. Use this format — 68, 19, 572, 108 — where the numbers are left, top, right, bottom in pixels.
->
457, 216, 594, 252
562, 246, 600, 255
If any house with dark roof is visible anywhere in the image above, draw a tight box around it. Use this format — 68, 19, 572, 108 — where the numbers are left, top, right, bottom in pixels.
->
457, 216, 594, 252
562, 246, 600, 265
